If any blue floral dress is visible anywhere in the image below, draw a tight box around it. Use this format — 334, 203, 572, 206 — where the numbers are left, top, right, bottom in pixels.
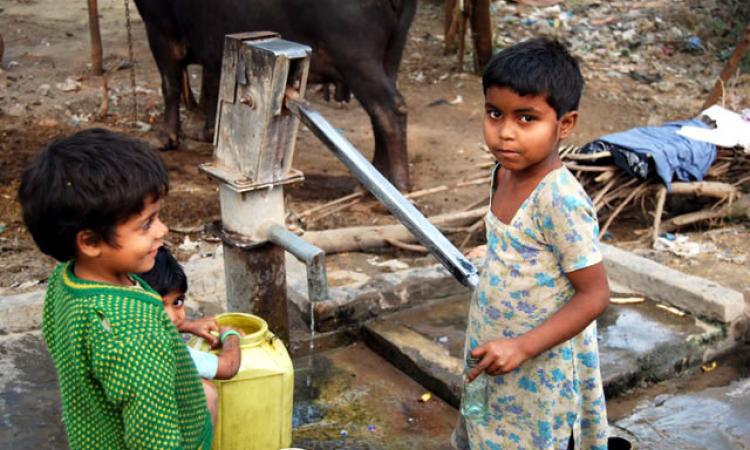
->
458, 166, 609, 450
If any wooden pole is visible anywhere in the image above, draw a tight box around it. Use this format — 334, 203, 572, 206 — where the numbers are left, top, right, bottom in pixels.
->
702, 24, 750, 110
303, 208, 486, 254
469, 0, 493, 72
87, 0, 103, 76
651, 185, 667, 246
444, 0, 460, 55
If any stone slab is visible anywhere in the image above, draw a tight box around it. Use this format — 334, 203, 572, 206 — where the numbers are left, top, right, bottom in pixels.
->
0, 291, 44, 334
601, 243, 745, 323
0, 331, 67, 449
615, 378, 750, 449
287, 258, 469, 332
363, 294, 727, 408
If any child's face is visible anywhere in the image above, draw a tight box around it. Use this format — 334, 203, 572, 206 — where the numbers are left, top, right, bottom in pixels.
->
163, 290, 186, 327
483, 86, 577, 174
89, 197, 168, 281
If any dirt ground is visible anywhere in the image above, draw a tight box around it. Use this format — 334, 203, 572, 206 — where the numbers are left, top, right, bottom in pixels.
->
0, 0, 748, 295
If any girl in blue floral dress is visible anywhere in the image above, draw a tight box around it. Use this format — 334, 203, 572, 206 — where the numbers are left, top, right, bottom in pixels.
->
454, 38, 611, 450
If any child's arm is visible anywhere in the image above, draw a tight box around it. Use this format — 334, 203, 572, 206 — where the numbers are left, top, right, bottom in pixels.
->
180, 317, 220, 347
468, 263, 609, 381
214, 326, 242, 380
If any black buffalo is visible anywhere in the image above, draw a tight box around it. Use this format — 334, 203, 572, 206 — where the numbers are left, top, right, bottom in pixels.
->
134, 0, 417, 191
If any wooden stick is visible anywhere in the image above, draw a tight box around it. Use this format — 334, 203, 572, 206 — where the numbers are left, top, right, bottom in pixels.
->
406, 176, 490, 201
652, 185, 667, 246
594, 170, 616, 184
660, 196, 750, 232
457, 4, 468, 72
702, 24, 750, 110
662, 210, 727, 232
595, 178, 638, 212
444, 0, 461, 55
564, 163, 617, 173
306, 197, 364, 224
96, 73, 109, 119
598, 183, 648, 238
439, 226, 473, 233
87, 0, 103, 76
469, 0, 493, 71
385, 238, 429, 253
670, 181, 739, 200
564, 151, 611, 161
299, 192, 364, 218
559, 144, 578, 159
370, 176, 491, 213
591, 176, 619, 207
707, 161, 731, 178
304, 208, 486, 254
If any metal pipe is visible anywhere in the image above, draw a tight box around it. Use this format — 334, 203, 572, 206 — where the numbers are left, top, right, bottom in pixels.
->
286, 97, 479, 290
264, 223, 330, 303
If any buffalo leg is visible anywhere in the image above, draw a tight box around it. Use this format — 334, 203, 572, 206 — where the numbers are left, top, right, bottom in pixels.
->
343, 65, 410, 192
384, 0, 417, 84
198, 65, 221, 142
181, 67, 199, 111
142, 24, 184, 149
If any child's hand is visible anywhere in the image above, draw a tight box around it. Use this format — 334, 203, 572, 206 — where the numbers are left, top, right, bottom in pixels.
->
180, 317, 219, 347
467, 338, 530, 382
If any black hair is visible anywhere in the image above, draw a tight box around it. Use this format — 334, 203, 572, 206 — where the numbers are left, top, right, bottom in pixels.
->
482, 37, 584, 118
139, 246, 187, 297
18, 128, 169, 262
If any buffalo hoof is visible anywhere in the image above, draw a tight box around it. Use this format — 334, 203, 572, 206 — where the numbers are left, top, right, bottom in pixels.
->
157, 131, 179, 151
388, 169, 411, 193
392, 179, 410, 193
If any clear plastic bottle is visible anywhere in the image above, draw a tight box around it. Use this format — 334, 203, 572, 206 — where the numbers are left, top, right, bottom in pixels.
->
460, 356, 488, 421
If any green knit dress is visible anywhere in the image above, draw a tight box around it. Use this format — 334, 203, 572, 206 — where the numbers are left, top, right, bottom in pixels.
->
43, 262, 212, 449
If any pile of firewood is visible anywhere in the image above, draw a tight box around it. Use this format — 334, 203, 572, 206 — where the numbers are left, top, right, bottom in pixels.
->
558, 143, 749, 244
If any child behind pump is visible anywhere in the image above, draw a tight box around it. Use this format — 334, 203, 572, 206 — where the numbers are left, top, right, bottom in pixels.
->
18, 128, 213, 449
139, 245, 242, 425
454, 38, 611, 450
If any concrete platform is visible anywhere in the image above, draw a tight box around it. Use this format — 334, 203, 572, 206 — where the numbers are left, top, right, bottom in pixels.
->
362, 293, 728, 407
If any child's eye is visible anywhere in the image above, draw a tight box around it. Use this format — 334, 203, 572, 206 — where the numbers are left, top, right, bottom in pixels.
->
487, 109, 502, 119
142, 217, 154, 230
173, 297, 185, 307
520, 115, 536, 123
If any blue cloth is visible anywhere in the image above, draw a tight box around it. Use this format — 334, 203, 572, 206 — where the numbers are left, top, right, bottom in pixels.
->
188, 347, 219, 379
598, 119, 716, 191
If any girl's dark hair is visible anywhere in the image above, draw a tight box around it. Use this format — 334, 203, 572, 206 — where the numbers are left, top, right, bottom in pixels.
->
139, 246, 187, 296
482, 37, 584, 118
18, 128, 169, 262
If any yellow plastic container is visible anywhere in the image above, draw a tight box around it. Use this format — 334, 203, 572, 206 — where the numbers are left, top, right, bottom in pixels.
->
189, 313, 294, 450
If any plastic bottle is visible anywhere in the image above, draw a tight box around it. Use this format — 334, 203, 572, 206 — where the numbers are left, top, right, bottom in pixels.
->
460, 356, 488, 421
